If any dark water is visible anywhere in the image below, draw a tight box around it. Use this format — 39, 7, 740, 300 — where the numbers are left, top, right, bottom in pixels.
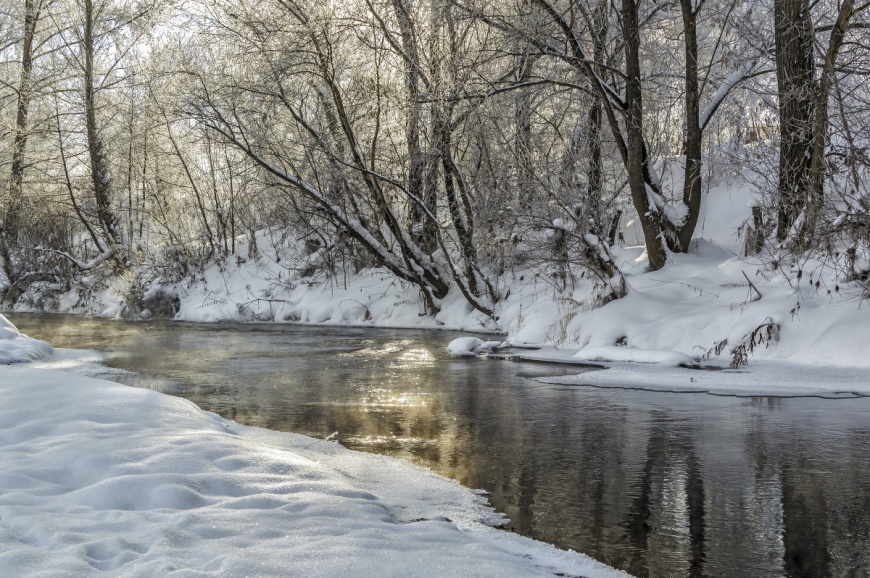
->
7, 313, 870, 578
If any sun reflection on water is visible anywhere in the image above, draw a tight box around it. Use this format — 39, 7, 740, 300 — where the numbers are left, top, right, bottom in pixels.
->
391, 348, 435, 369
338, 339, 415, 359
361, 387, 429, 409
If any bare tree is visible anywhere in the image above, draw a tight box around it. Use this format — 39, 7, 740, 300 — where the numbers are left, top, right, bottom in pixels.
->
1, 0, 45, 298
460, 0, 763, 271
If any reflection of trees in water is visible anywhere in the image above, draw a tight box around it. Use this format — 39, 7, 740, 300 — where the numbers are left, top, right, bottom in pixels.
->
619, 418, 706, 578
779, 429, 870, 578
782, 457, 830, 578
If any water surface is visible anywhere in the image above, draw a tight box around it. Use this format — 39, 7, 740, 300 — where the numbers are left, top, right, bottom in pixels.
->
8, 313, 870, 578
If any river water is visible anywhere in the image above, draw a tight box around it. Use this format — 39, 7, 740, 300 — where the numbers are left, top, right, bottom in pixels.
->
7, 313, 870, 578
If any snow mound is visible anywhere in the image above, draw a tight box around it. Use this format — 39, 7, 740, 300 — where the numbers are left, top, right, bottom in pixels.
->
447, 337, 503, 356
0, 365, 628, 578
0, 313, 53, 364
572, 346, 695, 366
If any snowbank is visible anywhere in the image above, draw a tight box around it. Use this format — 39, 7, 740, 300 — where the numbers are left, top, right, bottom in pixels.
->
0, 313, 53, 364
173, 251, 501, 333
504, 240, 870, 369
145, 221, 870, 370
571, 346, 695, 366
0, 362, 628, 578
499, 179, 870, 370
535, 358, 870, 398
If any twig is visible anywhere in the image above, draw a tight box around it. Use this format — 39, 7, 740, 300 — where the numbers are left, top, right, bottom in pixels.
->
742, 271, 763, 302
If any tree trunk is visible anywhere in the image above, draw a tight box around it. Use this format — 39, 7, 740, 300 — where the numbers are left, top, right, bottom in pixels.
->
585, 0, 607, 227
85, 0, 123, 251
774, 0, 816, 243
515, 7, 535, 211
678, 0, 702, 252
393, 0, 436, 252
802, 0, 856, 245
623, 0, 667, 271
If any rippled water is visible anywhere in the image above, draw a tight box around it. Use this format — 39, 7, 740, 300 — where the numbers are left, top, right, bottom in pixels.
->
8, 313, 870, 577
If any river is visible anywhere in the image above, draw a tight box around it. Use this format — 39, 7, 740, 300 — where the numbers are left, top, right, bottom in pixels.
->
7, 313, 870, 578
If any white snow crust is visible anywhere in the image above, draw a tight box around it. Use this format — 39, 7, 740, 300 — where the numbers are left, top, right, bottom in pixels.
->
447, 336, 485, 356
0, 313, 53, 364
571, 346, 695, 366
447, 338, 503, 356
532, 356, 870, 399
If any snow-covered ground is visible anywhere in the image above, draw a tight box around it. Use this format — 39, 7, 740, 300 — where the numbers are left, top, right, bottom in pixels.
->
0, 315, 629, 577
0, 316, 53, 364
509, 349, 870, 398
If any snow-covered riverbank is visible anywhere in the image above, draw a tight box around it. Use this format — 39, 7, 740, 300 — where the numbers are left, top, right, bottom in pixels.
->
7, 181, 869, 376
0, 316, 629, 577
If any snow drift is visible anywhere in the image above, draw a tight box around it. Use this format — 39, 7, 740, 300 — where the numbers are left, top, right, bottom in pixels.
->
0, 313, 53, 364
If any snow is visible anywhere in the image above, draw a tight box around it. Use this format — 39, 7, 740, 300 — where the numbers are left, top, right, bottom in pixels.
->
447, 336, 485, 356
532, 358, 870, 399
571, 345, 695, 366
2, 170, 868, 574
0, 314, 53, 364
447, 337, 503, 356
0, 321, 627, 578
700, 58, 764, 130
498, 180, 870, 372
445, 179, 869, 396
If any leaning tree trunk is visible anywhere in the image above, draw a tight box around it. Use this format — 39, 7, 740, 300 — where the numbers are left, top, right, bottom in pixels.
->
623, 0, 667, 271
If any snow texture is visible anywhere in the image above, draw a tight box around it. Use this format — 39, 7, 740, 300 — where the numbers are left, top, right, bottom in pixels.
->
571, 346, 695, 366
447, 336, 485, 356
533, 357, 870, 399
0, 313, 53, 364
447, 338, 503, 356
